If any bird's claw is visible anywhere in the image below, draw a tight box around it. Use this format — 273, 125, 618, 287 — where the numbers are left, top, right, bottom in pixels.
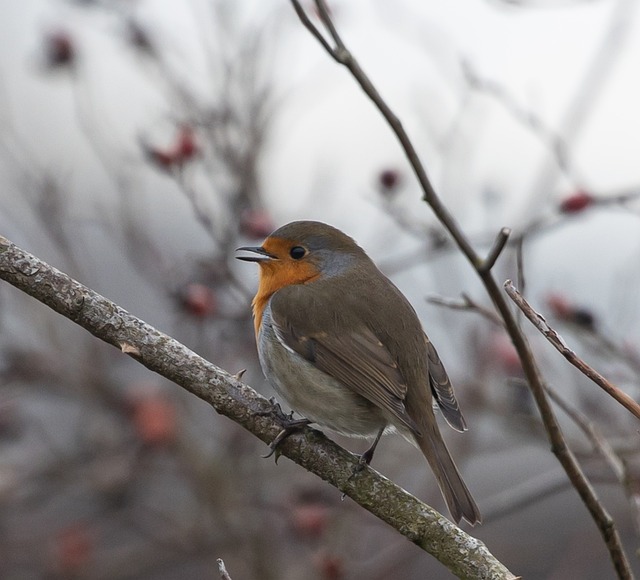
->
262, 428, 289, 462
346, 451, 372, 482
258, 397, 294, 422
259, 398, 311, 462
342, 453, 371, 499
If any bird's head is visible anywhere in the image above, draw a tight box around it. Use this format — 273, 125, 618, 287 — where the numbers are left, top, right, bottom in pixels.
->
236, 220, 366, 295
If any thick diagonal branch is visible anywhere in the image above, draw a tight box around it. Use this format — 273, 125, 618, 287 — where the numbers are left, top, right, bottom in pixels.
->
0, 235, 514, 580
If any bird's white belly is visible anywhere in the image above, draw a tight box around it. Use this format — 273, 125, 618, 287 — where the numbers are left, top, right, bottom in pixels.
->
258, 314, 386, 437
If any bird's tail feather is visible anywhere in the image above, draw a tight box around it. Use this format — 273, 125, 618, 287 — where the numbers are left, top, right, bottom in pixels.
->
415, 426, 481, 526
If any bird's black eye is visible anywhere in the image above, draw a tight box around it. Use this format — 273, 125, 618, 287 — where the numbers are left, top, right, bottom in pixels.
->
289, 246, 306, 260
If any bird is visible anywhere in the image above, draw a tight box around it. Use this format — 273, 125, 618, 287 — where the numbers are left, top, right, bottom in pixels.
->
236, 220, 481, 525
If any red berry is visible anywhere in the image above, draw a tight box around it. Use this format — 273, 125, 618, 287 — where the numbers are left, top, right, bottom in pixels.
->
45, 31, 75, 67
131, 393, 177, 447
142, 125, 199, 170
491, 333, 521, 374
313, 552, 343, 580
559, 191, 594, 213
378, 168, 402, 193
146, 147, 177, 169
546, 293, 572, 320
547, 294, 597, 330
175, 125, 198, 161
180, 283, 217, 318
291, 503, 329, 538
55, 523, 93, 574
240, 209, 275, 239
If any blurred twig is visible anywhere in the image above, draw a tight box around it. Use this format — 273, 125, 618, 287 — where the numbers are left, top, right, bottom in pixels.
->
461, 60, 575, 184
545, 384, 625, 480
544, 382, 640, 536
427, 293, 503, 327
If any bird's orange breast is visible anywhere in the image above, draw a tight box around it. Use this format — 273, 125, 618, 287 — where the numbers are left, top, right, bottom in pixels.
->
251, 237, 321, 338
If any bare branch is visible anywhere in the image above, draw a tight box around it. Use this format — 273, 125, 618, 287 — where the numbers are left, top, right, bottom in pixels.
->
479, 227, 511, 273
290, 0, 336, 58
0, 235, 514, 580
315, 0, 344, 51
504, 280, 640, 422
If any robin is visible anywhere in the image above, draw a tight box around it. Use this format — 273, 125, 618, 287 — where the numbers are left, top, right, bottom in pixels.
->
237, 220, 481, 525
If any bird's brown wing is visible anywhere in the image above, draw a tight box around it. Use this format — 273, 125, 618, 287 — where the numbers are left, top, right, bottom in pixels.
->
425, 335, 467, 432
269, 292, 419, 434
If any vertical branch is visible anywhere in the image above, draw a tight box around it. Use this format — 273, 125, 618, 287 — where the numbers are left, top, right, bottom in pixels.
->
290, 1, 635, 578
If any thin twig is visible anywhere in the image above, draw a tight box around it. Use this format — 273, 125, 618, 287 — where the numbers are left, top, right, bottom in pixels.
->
314, 0, 343, 49
461, 60, 574, 182
290, 0, 335, 56
482, 469, 572, 522
479, 227, 511, 273
544, 384, 625, 480
427, 293, 504, 327
545, 382, 640, 536
504, 280, 640, 422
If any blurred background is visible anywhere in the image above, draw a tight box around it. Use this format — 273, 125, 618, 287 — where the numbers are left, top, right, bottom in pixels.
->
1, 0, 640, 578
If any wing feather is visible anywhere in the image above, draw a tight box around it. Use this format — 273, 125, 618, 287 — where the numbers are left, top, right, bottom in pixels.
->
270, 292, 419, 434
425, 335, 467, 432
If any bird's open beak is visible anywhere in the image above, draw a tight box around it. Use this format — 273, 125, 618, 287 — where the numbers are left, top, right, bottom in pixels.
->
235, 246, 276, 263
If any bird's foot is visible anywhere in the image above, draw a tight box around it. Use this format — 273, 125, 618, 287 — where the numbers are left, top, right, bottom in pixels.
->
258, 397, 294, 423
262, 419, 311, 461
260, 398, 311, 461
340, 450, 376, 500
359, 445, 376, 467
347, 452, 372, 482
347, 427, 384, 481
